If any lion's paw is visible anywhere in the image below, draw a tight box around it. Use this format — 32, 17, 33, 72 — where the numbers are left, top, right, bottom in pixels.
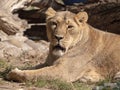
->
79, 76, 94, 83
79, 75, 103, 83
7, 68, 25, 82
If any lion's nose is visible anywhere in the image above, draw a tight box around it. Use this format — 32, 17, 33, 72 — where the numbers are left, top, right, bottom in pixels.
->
55, 35, 63, 41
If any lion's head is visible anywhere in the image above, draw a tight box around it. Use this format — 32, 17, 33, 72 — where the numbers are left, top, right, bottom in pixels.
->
45, 8, 88, 57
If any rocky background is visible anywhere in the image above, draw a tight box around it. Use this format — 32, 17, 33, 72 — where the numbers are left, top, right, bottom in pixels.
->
0, 0, 120, 90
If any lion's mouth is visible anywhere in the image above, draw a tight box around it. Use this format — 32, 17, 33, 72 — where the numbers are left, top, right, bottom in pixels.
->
53, 45, 66, 52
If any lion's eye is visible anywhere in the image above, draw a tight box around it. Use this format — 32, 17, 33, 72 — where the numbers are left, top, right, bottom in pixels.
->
68, 25, 74, 29
51, 22, 57, 26
51, 22, 57, 29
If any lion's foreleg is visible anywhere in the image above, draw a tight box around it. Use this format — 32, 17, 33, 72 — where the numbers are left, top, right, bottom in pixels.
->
7, 65, 65, 82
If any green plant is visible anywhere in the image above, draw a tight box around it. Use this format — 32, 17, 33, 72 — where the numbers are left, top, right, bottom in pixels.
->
48, 79, 73, 90
25, 78, 94, 90
0, 60, 6, 68
73, 82, 93, 90
0, 66, 13, 79
26, 78, 74, 90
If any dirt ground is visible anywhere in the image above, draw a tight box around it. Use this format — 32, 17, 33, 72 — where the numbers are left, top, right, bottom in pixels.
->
0, 79, 51, 90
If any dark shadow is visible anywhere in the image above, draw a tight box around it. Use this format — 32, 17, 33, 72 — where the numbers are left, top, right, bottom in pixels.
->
24, 25, 48, 41
17, 9, 46, 23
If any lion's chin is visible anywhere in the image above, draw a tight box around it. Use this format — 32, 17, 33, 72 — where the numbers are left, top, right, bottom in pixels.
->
52, 45, 66, 57
52, 49, 65, 57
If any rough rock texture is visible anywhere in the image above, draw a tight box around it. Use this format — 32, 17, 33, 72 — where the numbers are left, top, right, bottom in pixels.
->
0, 9, 27, 35
0, 38, 49, 66
0, 0, 50, 65
0, 0, 30, 35
87, 3, 120, 34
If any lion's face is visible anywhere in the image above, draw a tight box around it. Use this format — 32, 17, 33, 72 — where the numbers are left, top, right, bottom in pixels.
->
46, 8, 88, 57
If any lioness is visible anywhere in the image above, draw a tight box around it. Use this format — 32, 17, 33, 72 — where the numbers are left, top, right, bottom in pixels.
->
7, 7, 120, 83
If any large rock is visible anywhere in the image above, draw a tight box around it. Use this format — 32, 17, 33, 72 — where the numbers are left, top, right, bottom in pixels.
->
0, 30, 8, 41
87, 3, 120, 34
0, 35, 49, 65
0, 41, 22, 58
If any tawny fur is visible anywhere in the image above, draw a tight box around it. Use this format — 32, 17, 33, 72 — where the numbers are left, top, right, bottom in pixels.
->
7, 7, 120, 83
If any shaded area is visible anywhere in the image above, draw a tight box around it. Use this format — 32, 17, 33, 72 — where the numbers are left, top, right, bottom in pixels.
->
87, 3, 120, 34
24, 25, 48, 41
18, 10, 46, 23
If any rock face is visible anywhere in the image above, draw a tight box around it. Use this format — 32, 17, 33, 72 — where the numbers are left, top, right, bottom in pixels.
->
0, 0, 49, 65
0, 37, 49, 67
87, 3, 120, 34
0, 0, 30, 35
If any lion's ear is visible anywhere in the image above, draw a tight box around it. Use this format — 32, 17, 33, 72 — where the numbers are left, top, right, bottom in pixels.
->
45, 7, 56, 19
75, 12, 88, 23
